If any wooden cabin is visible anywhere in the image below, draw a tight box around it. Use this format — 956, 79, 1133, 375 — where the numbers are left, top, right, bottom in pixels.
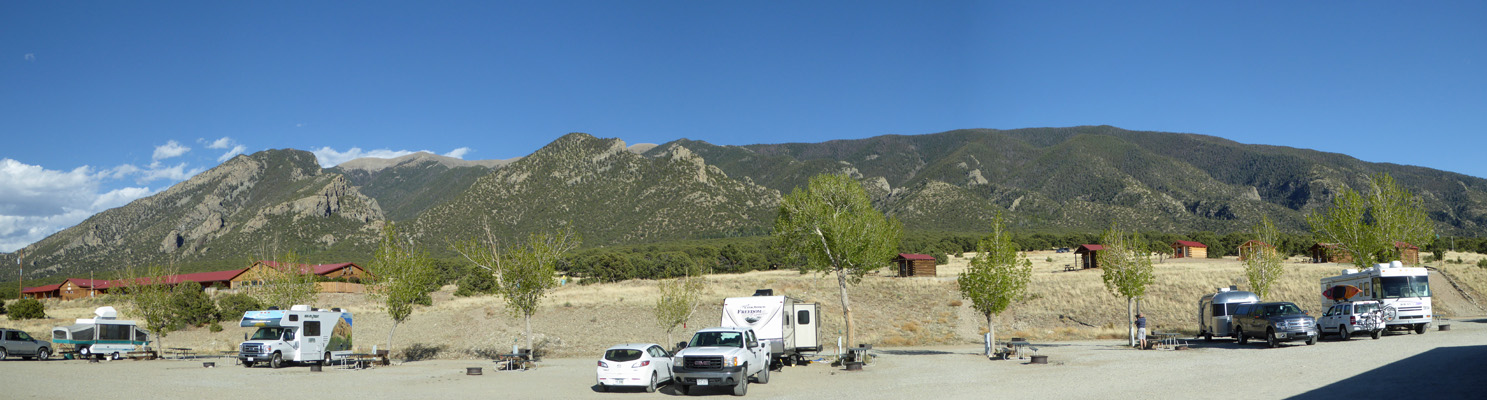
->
20, 283, 61, 300
1171, 241, 1208, 259
232, 261, 371, 292
1395, 242, 1420, 265
1310, 243, 1353, 264
1237, 240, 1276, 261
894, 253, 937, 277
1075, 245, 1104, 269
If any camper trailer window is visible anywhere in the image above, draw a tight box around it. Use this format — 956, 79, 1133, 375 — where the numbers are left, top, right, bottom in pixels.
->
1378, 276, 1431, 299
101, 324, 131, 340
305, 321, 321, 336
1211, 304, 1226, 317
797, 310, 811, 325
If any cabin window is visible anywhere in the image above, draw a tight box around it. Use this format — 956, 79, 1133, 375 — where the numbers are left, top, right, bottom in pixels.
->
289, 314, 299, 322
797, 310, 811, 325
305, 321, 321, 336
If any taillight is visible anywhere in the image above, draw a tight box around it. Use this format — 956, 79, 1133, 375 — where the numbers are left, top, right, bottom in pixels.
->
598, 361, 608, 368
1350, 316, 1356, 324
634, 360, 650, 368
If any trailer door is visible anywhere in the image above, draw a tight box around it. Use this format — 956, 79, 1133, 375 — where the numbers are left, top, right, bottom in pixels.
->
792, 304, 819, 352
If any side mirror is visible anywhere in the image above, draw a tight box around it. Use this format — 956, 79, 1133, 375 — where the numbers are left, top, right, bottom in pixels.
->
244, 333, 249, 341
675, 342, 687, 350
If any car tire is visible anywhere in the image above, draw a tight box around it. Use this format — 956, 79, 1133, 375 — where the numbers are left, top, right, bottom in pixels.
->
646, 372, 658, 393
732, 370, 749, 396
1266, 330, 1279, 348
756, 364, 770, 384
270, 352, 283, 369
1371, 330, 1381, 340
0, 347, 7, 360
1237, 329, 1248, 345
1338, 325, 1350, 341
37, 347, 50, 360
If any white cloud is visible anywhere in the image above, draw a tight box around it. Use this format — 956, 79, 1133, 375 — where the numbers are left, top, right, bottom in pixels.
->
207, 137, 234, 149
444, 147, 471, 159
24, 53, 36, 62
139, 162, 191, 183
311, 147, 412, 167
0, 159, 158, 252
217, 145, 247, 162
152, 140, 190, 162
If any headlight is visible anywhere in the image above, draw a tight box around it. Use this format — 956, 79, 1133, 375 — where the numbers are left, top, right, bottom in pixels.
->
724, 357, 739, 367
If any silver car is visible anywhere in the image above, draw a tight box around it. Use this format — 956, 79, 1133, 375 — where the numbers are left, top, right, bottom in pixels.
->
0, 328, 52, 360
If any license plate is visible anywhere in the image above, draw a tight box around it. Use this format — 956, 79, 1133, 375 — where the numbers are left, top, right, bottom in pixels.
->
247, 357, 255, 361
697, 379, 709, 386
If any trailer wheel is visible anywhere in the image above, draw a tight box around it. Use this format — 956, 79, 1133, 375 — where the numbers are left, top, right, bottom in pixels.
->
110, 352, 120, 361
270, 352, 283, 369
1203, 331, 1213, 342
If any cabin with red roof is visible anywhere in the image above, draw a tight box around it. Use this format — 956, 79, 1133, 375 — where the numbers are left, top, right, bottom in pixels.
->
893, 253, 937, 277
1237, 240, 1276, 261
1394, 242, 1420, 265
1170, 240, 1207, 259
1075, 244, 1104, 269
232, 261, 370, 292
20, 283, 62, 300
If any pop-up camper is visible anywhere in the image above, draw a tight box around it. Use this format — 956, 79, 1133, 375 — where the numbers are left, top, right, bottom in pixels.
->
51, 306, 151, 360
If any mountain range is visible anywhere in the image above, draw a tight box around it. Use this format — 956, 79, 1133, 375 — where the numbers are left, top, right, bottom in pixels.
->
5, 126, 1485, 281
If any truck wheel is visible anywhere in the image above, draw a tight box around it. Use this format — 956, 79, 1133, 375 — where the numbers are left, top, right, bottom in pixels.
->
1236, 329, 1248, 345
732, 371, 749, 396
1415, 324, 1427, 335
243, 361, 255, 368
1266, 330, 1279, 348
756, 365, 770, 384
321, 352, 332, 367
1371, 330, 1381, 340
270, 352, 283, 369
1306, 334, 1317, 346
1338, 325, 1350, 341
646, 372, 657, 393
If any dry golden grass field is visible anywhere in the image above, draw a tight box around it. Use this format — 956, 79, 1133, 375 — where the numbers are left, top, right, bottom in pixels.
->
8, 251, 1486, 360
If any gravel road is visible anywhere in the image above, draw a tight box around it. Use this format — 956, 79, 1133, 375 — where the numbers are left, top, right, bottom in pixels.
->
4, 317, 1483, 399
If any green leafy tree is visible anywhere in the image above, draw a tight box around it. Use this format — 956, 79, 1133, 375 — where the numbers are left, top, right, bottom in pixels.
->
454, 270, 496, 296
1243, 216, 1286, 299
244, 250, 322, 309
118, 264, 180, 353
455, 226, 580, 355
215, 293, 263, 322
367, 222, 439, 352
1308, 173, 1435, 267
956, 213, 1033, 357
654, 269, 706, 346
773, 173, 902, 350
1098, 224, 1155, 347
6, 298, 46, 320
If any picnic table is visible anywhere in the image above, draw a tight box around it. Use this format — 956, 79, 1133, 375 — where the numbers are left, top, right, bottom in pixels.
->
995, 340, 1032, 360
493, 352, 531, 371
163, 347, 194, 359
1150, 332, 1183, 350
340, 353, 380, 369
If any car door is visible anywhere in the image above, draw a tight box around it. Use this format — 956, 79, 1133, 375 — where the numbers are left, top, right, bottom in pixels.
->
5, 330, 38, 355
1319, 305, 1339, 332
649, 346, 673, 381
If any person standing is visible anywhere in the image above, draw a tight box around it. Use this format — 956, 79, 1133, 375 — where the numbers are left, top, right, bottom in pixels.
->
1136, 313, 1148, 349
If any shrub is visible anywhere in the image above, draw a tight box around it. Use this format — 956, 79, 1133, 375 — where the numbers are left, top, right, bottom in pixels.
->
1478, 258, 1487, 268
209, 322, 224, 332
7, 298, 46, 320
216, 293, 263, 321
172, 281, 219, 327
455, 270, 496, 297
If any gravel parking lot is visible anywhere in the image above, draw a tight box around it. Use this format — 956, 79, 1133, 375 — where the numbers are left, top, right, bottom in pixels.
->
4, 318, 1483, 399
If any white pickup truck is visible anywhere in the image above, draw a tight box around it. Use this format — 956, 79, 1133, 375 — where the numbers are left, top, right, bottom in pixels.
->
671, 327, 770, 396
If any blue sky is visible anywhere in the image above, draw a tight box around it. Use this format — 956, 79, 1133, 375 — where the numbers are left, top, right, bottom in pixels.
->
2, 1, 1485, 252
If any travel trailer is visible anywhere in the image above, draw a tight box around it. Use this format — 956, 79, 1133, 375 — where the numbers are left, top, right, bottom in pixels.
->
1197, 287, 1260, 341
719, 290, 820, 367
237, 305, 353, 368
1320, 261, 1433, 334
51, 306, 151, 360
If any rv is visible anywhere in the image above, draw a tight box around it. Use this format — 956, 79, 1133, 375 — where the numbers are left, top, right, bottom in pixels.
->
719, 290, 820, 367
51, 306, 152, 360
1197, 287, 1260, 341
237, 305, 353, 368
1320, 261, 1433, 334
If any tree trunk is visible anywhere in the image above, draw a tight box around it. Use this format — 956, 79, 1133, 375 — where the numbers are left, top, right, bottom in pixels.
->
836, 268, 854, 352
524, 313, 534, 358
386, 321, 398, 354
1126, 297, 1136, 347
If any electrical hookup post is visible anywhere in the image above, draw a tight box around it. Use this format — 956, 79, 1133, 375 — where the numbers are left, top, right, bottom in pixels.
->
984, 333, 992, 358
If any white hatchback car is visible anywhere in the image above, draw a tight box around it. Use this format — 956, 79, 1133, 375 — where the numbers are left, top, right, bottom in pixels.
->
596, 343, 674, 393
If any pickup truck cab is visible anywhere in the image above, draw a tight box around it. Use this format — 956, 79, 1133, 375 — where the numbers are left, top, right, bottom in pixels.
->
1232, 302, 1318, 348
671, 327, 770, 396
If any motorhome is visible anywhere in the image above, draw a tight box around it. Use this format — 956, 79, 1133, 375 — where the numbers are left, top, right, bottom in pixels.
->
719, 290, 819, 367
51, 306, 151, 360
1320, 261, 1433, 334
1197, 287, 1260, 341
237, 305, 353, 368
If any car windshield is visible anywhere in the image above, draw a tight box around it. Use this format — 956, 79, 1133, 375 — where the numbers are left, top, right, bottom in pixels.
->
689, 332, 744, 348
1378, 276, 1431, 299
250, 327, 287, 341
1262, 304, 1303, 316
605, 349, 644, 362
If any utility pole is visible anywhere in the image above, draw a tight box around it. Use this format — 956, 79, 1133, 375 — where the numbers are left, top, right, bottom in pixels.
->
16, 249, 22, 299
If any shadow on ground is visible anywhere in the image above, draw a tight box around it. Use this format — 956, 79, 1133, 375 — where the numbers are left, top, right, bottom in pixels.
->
1287, 345, 1487, 399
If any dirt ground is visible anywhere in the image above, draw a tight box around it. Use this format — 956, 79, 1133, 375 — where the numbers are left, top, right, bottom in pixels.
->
3, 316, 1483, 399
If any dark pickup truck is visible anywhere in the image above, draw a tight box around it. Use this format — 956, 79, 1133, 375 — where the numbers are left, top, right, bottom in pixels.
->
1232, 302, 1318, 348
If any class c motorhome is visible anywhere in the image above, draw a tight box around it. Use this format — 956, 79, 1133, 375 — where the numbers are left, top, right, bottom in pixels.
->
719, 290, 820, 367
1321, 261, 1433, 334
51, 306, 151, 360
237, 305, 353, 368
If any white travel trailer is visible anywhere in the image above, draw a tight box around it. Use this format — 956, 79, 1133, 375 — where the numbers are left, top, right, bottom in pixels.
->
1320, 261, 1433, 334
237, 305, 353, 368
1197, 287, 1260, 341
719, 290, 820, 367
51, 306, 152, 360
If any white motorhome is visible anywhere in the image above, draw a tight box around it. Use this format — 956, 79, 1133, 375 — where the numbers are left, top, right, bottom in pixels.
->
237, 305, 353, 368
51, 306, 151, 360
719, 291, 820, 367
1320, 261, 1433, 334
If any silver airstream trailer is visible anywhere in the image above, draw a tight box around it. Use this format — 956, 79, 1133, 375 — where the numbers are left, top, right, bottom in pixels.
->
1198, 287, 1260, 341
